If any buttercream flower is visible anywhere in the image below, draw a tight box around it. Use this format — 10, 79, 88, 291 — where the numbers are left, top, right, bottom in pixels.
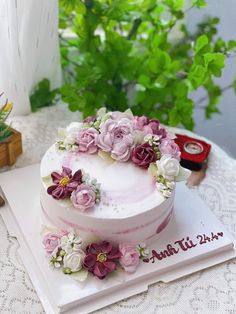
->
156, 154, 180, 181
47, 167, 82, 200
136, 243, 149, 258
110, 110, 133, 121
43, 232, 61, 256
83, 241, 121, 279
63, 250, 85, 273
111, 136, 133, 162
133, 116, 167, 139
147, 119, 160, 134
50, 255, 63, 268
159, 138, 181, 161
77, 128, 99, 154
133, 116, 149, 130
60, 231, 83, 254
119, 243, 140, 273
83, 115, 96, 124
131, 143, 157, 168
155, 126, 167, 139
156, 182, 174, 198
64, 122, 83, 145
71, 184, 96, 211
97, 118, 134, 161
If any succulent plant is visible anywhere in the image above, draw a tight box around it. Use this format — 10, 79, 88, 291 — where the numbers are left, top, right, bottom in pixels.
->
0, 92, 13, 142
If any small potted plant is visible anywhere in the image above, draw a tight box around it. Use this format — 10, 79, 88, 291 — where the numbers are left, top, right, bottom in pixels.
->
0, 92, 22, 167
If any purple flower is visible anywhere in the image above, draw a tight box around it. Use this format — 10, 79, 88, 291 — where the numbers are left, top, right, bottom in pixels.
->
97, 118, 134, 161
43, 232, 62, 256
159, 138, 181, 160
77, 128, 99, 154
131, 143, 157, 168
83, 115, 96, 124
133, 116, 149, 131
83, 241, 121, 279
47, 167, 82, 200
154, 126, 167, 139
119, 243, 140, 273
111, 136, 133, 162
71, 184, 96, 212
133, 116, 167, 139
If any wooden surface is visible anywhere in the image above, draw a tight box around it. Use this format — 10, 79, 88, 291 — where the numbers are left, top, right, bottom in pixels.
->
0, 128, 22, 167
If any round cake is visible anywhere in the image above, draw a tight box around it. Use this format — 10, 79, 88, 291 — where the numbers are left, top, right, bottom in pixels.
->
41, 145, 175, 244
41, 109, 190, 279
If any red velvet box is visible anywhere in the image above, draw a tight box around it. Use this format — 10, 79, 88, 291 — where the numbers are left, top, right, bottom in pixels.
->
174, 134, 211, 171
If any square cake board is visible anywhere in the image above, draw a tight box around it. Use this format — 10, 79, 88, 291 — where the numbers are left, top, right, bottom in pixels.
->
0, 164, 235, 314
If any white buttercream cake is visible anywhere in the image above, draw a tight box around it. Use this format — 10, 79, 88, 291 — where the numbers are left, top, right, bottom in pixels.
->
41, 109, 190, 279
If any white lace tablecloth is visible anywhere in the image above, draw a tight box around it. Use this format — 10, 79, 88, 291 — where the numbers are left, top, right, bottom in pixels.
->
1, 104, 236, 314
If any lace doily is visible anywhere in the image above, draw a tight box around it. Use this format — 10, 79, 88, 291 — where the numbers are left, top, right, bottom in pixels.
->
1, 104, 236, 313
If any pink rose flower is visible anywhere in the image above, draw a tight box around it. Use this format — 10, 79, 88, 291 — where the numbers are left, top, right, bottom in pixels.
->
119, 243, 140, 273
97, 118, 134, 161
71, 184, 96, 212
97, 119, 115, 152
43, 232, 62, 256
111, 136, 133, 162
77, 128, 99, 154
131, 143, 157, 168
159, 138, 181, 161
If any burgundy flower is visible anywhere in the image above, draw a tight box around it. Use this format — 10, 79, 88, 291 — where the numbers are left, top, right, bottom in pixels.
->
154, 126, 167, 139
47, 167, 82, 200
131, 143, 157, 168
83, 241, 121, 279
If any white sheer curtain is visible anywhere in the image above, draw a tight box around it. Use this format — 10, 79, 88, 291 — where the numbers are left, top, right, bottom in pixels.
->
0, 0, 61, 116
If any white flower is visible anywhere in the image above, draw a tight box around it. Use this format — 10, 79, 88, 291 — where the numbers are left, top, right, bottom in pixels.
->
166, 181, 175, 190
136, 243, 149, 258
63, 250, 85, 273
50, 255, 63, 268
66, 122, 83, 134
162, 189, 173, 198
156, 182, 167, 191
60, 232, 83, 254
144, 134, 161, 145
156, 154, 180, 181
64, 133, 77, 145
61, 122, 83, 146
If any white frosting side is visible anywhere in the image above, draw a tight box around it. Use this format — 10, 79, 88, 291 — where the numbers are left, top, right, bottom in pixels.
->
40, 145, 165, 219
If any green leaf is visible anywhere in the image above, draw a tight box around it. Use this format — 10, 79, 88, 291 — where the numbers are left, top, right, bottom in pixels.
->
193, 0, 207, 8
169, 107, 181, 126
188, 65, 207, 89
138, 75, 150, 87
228, 40, 236, 50
204, 53, 225, 77
30, 79, 57, 112
148, 50, 171, 73
195, 35, 208, 54
153, 75, 167, 88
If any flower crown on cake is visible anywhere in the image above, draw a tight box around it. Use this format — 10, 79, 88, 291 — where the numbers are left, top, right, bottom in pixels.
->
48, 108, 190, 207
42, 108, 190, 280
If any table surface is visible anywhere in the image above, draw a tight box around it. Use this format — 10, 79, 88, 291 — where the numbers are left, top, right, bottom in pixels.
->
1, 104, 236, 314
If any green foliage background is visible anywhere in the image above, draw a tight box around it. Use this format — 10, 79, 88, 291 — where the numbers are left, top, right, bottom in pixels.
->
31, 0, 236, 130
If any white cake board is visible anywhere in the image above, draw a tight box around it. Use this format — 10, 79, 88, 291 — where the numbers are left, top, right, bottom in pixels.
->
0, 164, 235, 314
